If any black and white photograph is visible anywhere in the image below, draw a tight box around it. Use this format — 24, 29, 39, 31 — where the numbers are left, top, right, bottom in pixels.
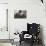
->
0, 0, 45, 46
14, 10, 27, 18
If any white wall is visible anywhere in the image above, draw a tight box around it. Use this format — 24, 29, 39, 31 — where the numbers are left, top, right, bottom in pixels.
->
0, 0, 9, 39
8, 0, 46, 44
0, 0, 46, 46
0, 0, 8, 3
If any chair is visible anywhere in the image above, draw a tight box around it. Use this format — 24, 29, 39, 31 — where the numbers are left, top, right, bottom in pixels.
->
27, 23, 40, 43
19, 23, 40, 46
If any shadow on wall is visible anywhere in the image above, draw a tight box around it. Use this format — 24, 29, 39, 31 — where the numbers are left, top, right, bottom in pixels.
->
40, 25, 45, 46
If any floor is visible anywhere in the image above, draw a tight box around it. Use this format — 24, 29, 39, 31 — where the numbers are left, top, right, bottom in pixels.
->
0, 43, 13, 46
0, 41, 43, 46
19, 41, 43, 46
13, 41, 43, 46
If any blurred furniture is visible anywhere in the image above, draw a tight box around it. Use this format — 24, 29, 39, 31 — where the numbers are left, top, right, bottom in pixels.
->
13, 33, 20, 46
19, 23, 40, 46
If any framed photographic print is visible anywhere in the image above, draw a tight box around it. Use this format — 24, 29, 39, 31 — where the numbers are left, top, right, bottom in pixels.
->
14, 10, 27, 18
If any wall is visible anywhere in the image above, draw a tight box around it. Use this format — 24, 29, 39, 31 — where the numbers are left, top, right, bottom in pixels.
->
0, 0, 46, 46
0, 0, 13, 46
8, 0, 46, 45
0, 0, 8, 3
0, 2, 9, 39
